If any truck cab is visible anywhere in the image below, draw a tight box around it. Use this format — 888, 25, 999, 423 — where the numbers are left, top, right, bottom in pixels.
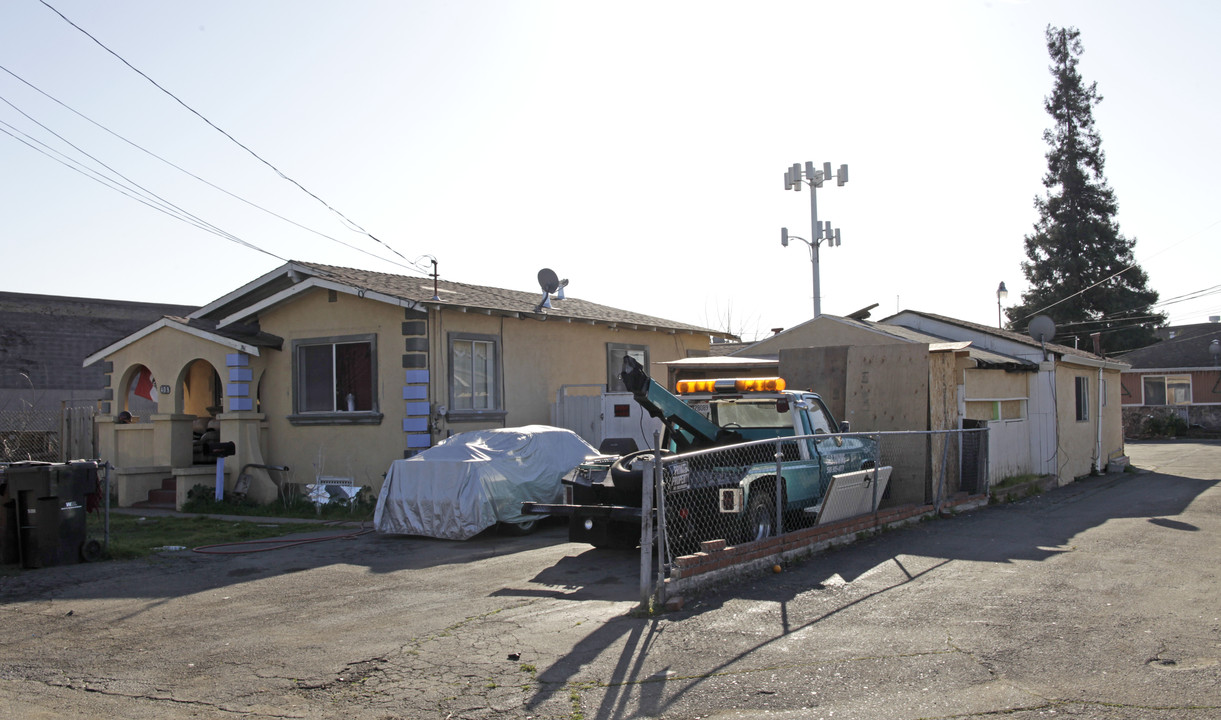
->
523, 358, 882, 552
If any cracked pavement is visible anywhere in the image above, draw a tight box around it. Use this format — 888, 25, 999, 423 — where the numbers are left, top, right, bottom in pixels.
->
1, 441, 1218, 719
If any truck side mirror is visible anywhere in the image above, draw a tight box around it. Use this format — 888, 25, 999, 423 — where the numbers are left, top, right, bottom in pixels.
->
775, 398, 789, 413
839, 420, 851, 433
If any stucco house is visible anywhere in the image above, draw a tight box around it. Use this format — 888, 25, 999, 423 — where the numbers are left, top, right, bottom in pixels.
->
84, 262, 728, 508
702, 309, 1126, 493
1114, 320, 1221, 435
882, 310, 1128, 483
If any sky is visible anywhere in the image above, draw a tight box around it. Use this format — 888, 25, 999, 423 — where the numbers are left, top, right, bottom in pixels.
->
2, 0, 1219, 343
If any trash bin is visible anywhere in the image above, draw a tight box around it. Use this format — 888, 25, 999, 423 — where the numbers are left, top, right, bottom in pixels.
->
0, 461, 98, 569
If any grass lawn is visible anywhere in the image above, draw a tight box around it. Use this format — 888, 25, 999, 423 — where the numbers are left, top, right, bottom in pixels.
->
88, 512, 336, 560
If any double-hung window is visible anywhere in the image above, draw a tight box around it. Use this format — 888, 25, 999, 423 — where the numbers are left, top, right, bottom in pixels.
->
290, 334, 380, 425
449, 333, 502, 417
1142, 375, 1191, 406
1074, 376, 1090, 422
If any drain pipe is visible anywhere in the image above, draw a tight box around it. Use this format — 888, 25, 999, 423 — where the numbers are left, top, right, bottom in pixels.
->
1095, 365, 1104, 474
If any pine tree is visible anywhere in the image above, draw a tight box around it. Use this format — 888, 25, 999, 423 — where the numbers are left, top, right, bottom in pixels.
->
1006, 26, 1162, 353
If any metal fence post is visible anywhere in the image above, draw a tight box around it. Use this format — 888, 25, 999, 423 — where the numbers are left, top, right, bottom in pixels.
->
654, 442, 667, 608
774, 441, 784, 536
639, 431, 658, 611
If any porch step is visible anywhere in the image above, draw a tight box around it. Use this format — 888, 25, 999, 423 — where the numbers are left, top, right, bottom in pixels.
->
132, 477, 177, 510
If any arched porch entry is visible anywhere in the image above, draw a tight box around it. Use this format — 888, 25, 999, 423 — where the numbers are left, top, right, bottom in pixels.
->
118, 363, 159, 422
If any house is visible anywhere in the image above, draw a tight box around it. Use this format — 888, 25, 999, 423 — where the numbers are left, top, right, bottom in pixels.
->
1114, 320, 1221, 435
882, 310, 1129, 483
0, 291, 195, 461
703, 308, 1127, 497
706, 313, 1035, 504
84, 262, 728, 508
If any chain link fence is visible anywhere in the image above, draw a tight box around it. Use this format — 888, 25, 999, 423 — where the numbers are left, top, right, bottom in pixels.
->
655, 428, 988, 564
0, 406, 96, 463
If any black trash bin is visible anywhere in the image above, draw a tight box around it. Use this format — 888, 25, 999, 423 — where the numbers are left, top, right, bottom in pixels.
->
0, 461, 98, 568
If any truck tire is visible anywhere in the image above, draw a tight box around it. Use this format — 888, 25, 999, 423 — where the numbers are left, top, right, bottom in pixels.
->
746, 492, 776, 543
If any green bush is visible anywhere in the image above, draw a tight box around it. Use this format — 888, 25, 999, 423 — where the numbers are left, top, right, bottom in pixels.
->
1143, 413, 1188, 438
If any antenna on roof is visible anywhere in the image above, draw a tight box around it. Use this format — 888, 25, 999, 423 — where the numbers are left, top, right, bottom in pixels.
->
536, 268, 567, 312
1028, 315, 1056, 362
428, 256, 440, 301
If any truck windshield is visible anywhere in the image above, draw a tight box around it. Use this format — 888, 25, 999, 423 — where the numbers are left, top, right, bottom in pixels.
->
709, 400, 790, 429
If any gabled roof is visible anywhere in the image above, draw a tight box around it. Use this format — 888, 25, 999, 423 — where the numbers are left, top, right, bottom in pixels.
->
83, 316, 283, 366
198, 262, 728, 337
732, 313, 1038, 370
881, 309, 1108, 364
1114, 323, 1221, 370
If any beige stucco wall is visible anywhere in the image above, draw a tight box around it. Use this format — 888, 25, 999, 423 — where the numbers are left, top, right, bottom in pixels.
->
431, 308, 707, 434
1054, 363, 1126, 481
99, 287, 712, 501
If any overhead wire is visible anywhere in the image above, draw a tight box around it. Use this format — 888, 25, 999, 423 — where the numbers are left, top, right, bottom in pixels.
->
0, 119, 285, 261
38, 0, 425, 274
0, 62, 429, 277
0, 92, 286, 261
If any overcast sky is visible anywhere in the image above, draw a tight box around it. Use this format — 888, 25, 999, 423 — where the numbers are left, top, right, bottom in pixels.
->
2, 0, 1218, 343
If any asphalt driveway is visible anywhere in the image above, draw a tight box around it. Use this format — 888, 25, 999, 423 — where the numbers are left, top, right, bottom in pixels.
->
0, 440, 1217, 719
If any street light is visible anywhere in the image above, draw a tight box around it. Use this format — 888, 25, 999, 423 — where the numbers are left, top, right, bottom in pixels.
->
997, 281, 1008, 328
781, 161, 848, 318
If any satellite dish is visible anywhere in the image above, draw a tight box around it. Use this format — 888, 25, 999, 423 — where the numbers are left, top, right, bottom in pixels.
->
537, 268, 560, 295
1028, 315, 1056, 343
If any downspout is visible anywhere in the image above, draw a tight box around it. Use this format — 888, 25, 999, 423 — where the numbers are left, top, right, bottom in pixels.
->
1095, 365, 1104, 474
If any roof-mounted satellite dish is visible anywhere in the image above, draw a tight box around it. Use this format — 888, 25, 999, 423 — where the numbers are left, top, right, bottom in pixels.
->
538, 268, 560, 295
1028, 315, 1056, 361
536, 268, 561, 312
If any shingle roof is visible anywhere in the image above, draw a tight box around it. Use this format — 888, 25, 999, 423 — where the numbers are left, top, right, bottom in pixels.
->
832, 315, 1037, 369
1114, 323, 1221, 369
880, 309, 1102, 361
296, 262, 726, 336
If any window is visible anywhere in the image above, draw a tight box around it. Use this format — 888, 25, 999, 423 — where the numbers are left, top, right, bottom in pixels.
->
607, 343, 649, 392
1075, 376, 1090, 422
1142, 375, 1191, 406
290, 335, 380, 425
449, 333, 502, 415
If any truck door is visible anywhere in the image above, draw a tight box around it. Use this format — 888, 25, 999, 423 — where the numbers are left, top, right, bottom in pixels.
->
798, 395, 841, 497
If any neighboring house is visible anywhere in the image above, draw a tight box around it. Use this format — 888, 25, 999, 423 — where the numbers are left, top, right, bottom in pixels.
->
704, 308, 1127, 493
713, 313, 1038, 503
1114, 320, 1221, 434
84, 262, 727, 508
882, 310, 1128, 484
0, 291, 195, 461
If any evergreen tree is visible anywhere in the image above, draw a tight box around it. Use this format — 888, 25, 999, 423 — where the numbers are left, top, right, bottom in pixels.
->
1006, 26, 1162, 353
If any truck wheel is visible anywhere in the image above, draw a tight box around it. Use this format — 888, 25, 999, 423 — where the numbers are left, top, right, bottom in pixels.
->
746, 493, 776, 542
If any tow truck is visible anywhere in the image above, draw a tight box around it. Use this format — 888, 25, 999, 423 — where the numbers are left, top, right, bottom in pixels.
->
523, 357, 888, 553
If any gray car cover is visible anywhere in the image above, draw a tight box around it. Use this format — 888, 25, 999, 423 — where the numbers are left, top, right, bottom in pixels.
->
374, 425, 597, 540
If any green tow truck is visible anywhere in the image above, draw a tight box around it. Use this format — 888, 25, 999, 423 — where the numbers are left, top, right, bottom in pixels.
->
523, 357, 888, 552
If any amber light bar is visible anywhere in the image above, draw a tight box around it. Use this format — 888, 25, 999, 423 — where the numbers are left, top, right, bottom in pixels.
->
676, 377, 786, 394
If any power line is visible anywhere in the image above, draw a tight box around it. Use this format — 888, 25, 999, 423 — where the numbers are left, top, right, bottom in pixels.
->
0, 119, 285, 262
37, 0, 422, 272
0, 63, 428, 277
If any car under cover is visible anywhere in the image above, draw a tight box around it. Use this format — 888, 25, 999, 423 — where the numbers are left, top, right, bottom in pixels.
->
374, 425, 597, 540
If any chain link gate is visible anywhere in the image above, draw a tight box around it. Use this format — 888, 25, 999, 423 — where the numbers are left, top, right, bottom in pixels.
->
643, 428, 989, 602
